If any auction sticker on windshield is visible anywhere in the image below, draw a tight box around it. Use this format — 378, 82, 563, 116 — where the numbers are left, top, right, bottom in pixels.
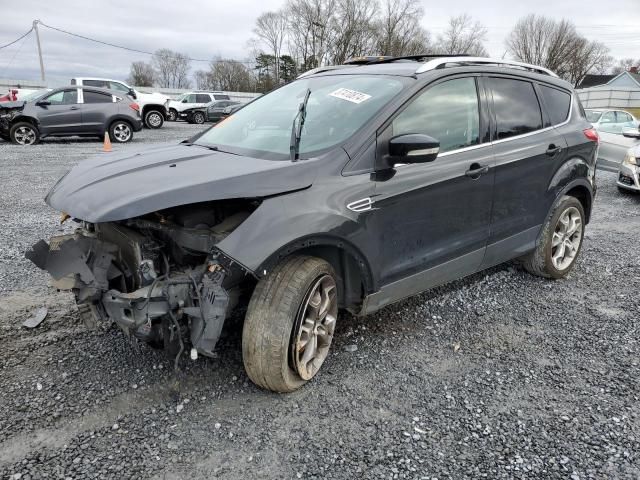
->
329, 88, 372, 104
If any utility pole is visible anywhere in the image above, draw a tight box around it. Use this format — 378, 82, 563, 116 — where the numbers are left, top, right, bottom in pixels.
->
33, 19, 45, 83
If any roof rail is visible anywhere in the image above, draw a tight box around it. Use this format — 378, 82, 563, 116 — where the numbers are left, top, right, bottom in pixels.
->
297, 65, 352, 79
345, 54, 470, 65
415, 57, 558, 77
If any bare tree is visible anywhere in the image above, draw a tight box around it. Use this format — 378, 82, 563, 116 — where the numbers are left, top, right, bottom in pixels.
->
152, 49, 191, 88
285, 0, 335, 70
127, 61, 155, 87
434, 14, 488, 56
328, 0, 379, 64
253, 11, 287, 84
373, 0, 431, 57
506, 14, 611, 85
611, 58, 640, 74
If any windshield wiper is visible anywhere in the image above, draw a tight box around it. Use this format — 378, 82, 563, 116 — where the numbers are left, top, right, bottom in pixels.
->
289, 88, 311, 162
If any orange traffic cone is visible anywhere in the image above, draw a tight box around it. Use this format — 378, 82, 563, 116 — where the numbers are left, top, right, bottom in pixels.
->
103, 131, 112, 152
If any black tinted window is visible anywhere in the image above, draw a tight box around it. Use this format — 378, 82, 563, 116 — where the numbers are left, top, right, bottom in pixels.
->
84, 91, 113, 104
214, 94, 230, 100
489, 78, 542, 140
196, 94, 211, 103
83, 80, 108, 88
392, 77, 480, 153
540, 85, 571, 125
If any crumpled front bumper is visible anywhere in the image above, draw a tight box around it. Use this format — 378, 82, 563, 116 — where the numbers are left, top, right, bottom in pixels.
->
26, 231, 233, 357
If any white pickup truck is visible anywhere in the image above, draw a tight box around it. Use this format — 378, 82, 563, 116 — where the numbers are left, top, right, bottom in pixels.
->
70, 78, 170, 129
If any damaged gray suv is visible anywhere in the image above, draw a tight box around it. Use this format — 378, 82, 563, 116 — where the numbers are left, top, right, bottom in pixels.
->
28, 56, 598, 392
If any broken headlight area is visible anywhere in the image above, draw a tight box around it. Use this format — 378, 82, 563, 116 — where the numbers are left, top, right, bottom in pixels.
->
26, 199, 259, 358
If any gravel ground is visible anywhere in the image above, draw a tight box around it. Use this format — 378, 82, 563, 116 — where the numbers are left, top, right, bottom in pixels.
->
1, 126, 639, 479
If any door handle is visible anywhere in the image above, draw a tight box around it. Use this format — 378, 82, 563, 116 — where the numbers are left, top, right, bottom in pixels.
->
465, 163, 490, 178
69, 106, 79, 110
546, 144, 562, 156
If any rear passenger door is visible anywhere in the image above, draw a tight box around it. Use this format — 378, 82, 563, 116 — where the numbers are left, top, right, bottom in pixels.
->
195, 94, 212, 107
483, 76, 569, 267
80, 90, 115, 134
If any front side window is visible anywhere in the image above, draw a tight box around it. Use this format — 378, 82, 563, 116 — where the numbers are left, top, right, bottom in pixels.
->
489, 77, 542, 140
392, 77, 480, 153
186, 94, 197, 103
109, 81, 130, 93
539, 85, 571, 125
46, 89, 78, 105
84, 91, 113, 104
616, 111, 633, 124
196, 75, 406, 160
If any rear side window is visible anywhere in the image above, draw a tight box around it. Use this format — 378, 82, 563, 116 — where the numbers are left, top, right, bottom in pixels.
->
83, 80, 108, 88
392, 77, 480, 153
84, 91, 113, 103
196, 94, 211, 103
214, 94, 230, 100
489, 78, 542, 140
539, 85, 571, 125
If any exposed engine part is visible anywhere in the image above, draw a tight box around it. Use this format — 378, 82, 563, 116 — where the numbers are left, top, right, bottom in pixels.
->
25, 204, 255, 360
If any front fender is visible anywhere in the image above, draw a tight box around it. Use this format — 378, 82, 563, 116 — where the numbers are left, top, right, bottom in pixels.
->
215, 188, 377, 288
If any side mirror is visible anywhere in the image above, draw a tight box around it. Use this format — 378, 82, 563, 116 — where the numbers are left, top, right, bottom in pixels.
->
36, 100, 51, 107
128, 89, 137, 99
622, 127, 640, 139
387, 134, 440, 165
182, 98, 188, 103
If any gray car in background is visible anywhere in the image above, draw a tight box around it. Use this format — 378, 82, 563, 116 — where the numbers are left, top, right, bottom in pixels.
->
586, 108, 639, 171
0, 86, 143, 145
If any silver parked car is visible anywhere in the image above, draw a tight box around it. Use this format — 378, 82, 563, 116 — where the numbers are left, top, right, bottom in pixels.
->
617, 127, 640, 193
586, 109, 639, 171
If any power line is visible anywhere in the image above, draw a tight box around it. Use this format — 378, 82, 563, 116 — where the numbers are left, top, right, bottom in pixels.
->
0, 27, 33, 50
37, 21, 256, 65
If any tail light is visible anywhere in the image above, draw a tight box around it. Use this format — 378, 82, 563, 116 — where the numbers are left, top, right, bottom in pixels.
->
583, 128, 599, 143
129, 103, 140, 113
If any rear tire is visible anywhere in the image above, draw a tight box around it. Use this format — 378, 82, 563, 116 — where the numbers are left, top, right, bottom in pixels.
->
521, 195, 585, 279
9, 122, 39, 145
144, 110, 164, 129
193, 111, 205, 124
242, 256, 338, 393
109, 120, 133, 143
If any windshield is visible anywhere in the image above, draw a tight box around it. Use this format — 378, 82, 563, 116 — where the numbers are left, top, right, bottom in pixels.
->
20, 89, 51, 102
195, 75, 406, 160
586, 111, 602, 123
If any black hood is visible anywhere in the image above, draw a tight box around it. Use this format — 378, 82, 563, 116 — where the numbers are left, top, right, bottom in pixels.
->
46, 143, 319, 222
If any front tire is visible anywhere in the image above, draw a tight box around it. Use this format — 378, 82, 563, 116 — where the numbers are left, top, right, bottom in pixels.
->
521, 195, 585, 279
144, 110, 164, 129
242, 256, 338, 392
10, 122, 39, 145
168, 109, 178, 121
109, 121, 133, 143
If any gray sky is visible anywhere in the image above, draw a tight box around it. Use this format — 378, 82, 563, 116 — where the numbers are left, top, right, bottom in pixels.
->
1, 0, 638, 86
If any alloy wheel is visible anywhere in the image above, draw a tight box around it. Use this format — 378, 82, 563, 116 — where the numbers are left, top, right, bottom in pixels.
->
147, 112, 162, 128
292, 274, 338, 381
14, 126, 36, 145
551, 206, 582, 270
194, 112, 205, 124
113, 123, 132, 142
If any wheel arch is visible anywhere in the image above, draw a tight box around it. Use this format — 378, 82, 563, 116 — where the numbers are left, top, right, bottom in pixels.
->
141, 104, 167, 119
257, 235, 375, 313
548, 157, 594, 224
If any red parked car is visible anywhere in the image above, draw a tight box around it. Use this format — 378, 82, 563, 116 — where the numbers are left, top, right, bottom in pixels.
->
0, 89, 18, 102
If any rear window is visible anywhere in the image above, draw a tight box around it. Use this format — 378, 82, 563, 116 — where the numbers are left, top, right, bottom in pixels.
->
539, 85, 571, 125
84, 91, 113, 104
489, 77, 543, 140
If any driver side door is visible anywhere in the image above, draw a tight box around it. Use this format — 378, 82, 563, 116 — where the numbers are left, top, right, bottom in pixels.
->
36, 88, 83, 135
371, 76, 494, 298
